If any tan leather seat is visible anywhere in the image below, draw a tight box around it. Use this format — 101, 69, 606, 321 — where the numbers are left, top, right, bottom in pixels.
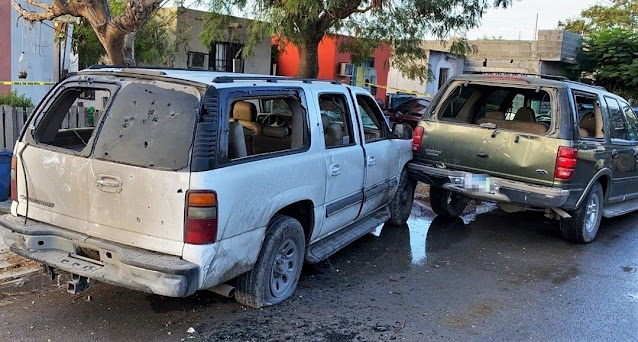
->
321, 113, 344, 147
514, 107, 536, 122
476, 111, 504, 125
579, 112, 595, 138
231, 101, 262, 155
232, 101, 262, 135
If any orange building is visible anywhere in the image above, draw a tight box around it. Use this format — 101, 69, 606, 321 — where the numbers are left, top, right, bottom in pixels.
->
276, 35, 391, 103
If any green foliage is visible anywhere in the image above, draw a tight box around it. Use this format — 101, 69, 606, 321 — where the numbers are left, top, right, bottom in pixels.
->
0, 91, 33, 108
581, 28, 638, 99
73, 0, 178, 68
202, 0, 511, 78
559, 0, 638, 35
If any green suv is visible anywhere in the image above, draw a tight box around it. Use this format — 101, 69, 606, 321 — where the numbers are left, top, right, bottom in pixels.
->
409, 73, 638, 243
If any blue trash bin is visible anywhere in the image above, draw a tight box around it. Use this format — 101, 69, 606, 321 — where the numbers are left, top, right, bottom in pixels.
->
0, 150, 13, 201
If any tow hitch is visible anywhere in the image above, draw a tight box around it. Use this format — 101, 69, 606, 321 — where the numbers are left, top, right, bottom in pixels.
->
67, 274, 94, 294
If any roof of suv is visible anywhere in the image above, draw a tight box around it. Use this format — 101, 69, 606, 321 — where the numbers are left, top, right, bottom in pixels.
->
452, 72, 608, 93
77, 66, 350, 89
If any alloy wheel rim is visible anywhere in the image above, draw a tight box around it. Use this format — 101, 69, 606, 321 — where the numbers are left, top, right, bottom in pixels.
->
270, 238, 299, 298
585, 192, 600, 233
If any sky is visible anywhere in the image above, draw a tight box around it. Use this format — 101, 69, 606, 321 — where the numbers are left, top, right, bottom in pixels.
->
465, 0, 601, 40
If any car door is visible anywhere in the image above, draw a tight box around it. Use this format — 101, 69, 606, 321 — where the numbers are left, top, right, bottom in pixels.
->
314, 90, 365, 237
14, 81, 117, 235
619, 100, 638, 197
604, 96, 637, 201
87, 79, 201, 256
350, 89, 401, 216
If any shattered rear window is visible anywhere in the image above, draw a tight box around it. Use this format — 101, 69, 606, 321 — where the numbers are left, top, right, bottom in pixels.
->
93, 81, 201, 170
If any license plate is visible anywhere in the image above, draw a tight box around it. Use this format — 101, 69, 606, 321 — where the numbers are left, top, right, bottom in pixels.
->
464, 174, 492, 193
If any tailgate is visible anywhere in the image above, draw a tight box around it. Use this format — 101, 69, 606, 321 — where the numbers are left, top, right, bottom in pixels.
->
417, 120, 561, 187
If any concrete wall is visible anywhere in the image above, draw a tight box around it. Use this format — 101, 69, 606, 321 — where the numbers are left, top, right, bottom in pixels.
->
10, 0, 57, 105
171, 8, 271, 75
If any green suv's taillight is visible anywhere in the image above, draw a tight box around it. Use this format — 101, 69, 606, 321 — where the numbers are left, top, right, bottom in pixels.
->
554, 146, 578, 180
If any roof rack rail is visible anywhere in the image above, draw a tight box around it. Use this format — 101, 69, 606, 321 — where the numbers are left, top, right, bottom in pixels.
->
468, 71, 569, 82
86, 65, 191, 71
212, 75, 341, 85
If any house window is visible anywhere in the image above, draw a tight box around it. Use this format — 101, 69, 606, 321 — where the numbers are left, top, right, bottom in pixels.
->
210, 42, 244, 72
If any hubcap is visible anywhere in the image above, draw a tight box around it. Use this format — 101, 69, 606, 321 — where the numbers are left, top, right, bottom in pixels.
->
585, 192, 600, 233
269, 238, 299, 298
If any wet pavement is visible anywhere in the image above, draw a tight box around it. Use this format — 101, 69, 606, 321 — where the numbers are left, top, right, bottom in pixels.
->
1, 195, 638, 341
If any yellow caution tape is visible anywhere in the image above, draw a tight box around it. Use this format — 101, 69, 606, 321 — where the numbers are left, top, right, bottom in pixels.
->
364, 82, 434, 98
1, 81, 56, 85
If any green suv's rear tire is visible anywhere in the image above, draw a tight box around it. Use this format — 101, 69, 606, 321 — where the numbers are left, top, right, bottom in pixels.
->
429, 186, 469, 217
387, 168, 416, 225
235, 215, 305, 308
560, 182, 603, 243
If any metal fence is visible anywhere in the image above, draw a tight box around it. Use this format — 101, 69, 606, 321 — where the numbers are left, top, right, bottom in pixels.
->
0, 106, 101, 150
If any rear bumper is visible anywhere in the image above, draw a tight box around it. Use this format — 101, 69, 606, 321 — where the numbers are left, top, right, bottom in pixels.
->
408, 162, 569, 208
0, 214, 199, 297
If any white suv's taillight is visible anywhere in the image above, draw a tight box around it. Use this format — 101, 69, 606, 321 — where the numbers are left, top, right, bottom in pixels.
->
10, 156, 17, 202
184, 190, 218, 244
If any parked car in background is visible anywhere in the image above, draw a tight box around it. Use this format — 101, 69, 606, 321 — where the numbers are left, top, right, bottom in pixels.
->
386, 97, 432, 128
410, 72, 638, 243
0, 67, 415, 308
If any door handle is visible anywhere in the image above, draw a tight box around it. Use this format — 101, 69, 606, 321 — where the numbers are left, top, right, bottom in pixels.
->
330, 164, 341, 176
96, 175, 122, 193
367, 156, 376, 166
96, 179, 120, 187
477, 152, 489, 158
612, 150, 619, 158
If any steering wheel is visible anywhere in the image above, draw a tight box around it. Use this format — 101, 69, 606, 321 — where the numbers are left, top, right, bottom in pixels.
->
260, 114, 289, 127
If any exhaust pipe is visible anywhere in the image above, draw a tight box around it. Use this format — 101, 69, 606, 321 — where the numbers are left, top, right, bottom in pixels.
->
208, 283, 235, 298
67, 274, 93, 294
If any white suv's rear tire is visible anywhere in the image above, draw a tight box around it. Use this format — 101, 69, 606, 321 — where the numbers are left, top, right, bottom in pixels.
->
387, 168, 416, 225
235, 215, 305, 308
429, 186, 469, 217
560, 182, 603, 243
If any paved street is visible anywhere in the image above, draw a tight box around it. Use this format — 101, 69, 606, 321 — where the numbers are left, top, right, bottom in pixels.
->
1, 191, 637, 341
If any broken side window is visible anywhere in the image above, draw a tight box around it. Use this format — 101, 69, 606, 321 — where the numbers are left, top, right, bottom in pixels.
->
33, 87, 111, 155
93, 80, 201, 170
225, 94, 309, 161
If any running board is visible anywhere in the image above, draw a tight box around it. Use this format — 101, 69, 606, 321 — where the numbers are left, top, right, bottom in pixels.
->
305, 206, 390, 264
602, 198, 638, 218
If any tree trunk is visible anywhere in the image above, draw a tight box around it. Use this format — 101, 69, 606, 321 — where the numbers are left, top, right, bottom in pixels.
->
123, 33, 135, 65
95, 27, 136, 66
296, 40, 321, 78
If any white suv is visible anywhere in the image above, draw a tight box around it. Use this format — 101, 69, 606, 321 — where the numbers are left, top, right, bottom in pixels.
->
0, 68, 414, 307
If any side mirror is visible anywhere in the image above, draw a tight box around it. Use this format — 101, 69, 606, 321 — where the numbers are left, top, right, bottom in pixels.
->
393, 123, 413, 140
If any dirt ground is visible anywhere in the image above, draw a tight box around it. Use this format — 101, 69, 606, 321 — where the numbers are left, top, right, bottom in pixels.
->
1, 197, 638, 341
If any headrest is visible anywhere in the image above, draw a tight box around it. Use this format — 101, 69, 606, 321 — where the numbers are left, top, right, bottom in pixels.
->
485, 111, 505, 120
321, 114, 329, 129
233, 101, 257, 121
262, 126, 289, 138
514, 107, 536, 122
325, 123, 343, 147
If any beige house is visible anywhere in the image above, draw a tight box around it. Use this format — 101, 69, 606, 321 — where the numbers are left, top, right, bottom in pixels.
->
161, 7, 272, 75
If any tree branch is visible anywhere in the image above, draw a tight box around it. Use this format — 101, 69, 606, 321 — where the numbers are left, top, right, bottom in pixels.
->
12, 1, 62, 21
110, 0, 163, 33
24, 0, 50, 10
